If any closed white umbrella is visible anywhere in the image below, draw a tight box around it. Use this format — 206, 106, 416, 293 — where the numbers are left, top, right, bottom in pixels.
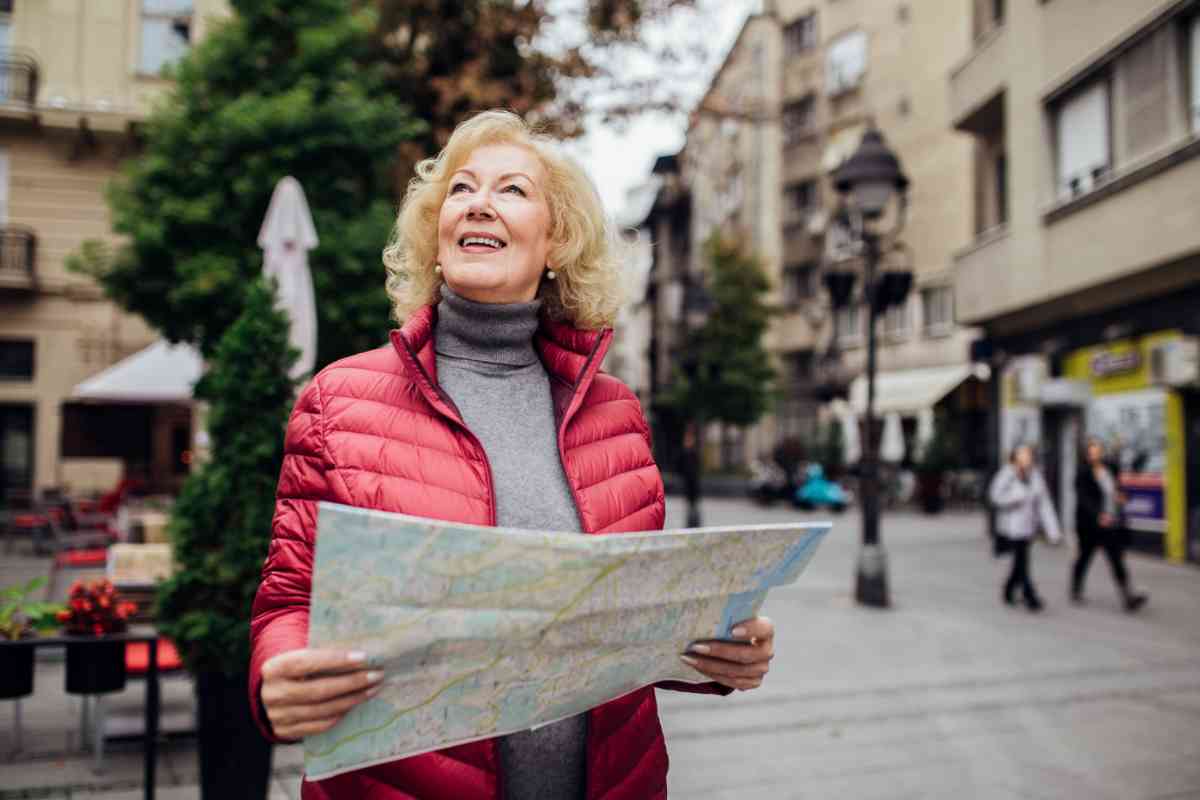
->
915, 407, 935, 454
880, 411, 905, 463
834, 400, 862, 465
258, 176, 319, 379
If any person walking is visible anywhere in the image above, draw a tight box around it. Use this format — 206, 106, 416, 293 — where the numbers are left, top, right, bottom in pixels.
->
989, 444, 1062, 611
1071, 438, 1148, 612
247, 110, 779, 800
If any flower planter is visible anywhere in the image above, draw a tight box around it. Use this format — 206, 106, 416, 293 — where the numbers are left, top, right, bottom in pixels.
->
0, 642, 35, 699
64, 637, 127, 695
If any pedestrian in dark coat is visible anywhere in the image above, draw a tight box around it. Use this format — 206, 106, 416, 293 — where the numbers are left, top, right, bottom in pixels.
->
1071, 438, 1148, 612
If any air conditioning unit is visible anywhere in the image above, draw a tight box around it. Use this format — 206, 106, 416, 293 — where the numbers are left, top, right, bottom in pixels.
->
1012, 362, 1043, 404
1149, 338, 1200, 387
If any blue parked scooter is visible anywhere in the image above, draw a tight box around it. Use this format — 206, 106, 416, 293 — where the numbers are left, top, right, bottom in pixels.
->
793, 463, 849, 513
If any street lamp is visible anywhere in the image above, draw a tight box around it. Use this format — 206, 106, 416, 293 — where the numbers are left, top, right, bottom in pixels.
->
680, 276, 715, 528
828, 127, 910, 608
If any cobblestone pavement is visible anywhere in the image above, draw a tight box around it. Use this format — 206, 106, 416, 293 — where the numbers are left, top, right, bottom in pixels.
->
2, 497, 1198, 798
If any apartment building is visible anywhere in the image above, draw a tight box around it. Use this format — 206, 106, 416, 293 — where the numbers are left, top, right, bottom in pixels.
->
0, 0, 228, 500
950, 0, 1200, 562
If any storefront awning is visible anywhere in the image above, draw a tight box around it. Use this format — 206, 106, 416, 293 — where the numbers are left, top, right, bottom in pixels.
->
850, 363, 990, 416
72, 340, 203, 404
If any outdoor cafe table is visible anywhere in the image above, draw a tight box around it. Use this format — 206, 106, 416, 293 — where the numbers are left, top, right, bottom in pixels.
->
0, 625, 163, 800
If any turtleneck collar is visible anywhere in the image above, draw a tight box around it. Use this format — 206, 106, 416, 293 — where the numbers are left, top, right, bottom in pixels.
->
435, 284, 542, 367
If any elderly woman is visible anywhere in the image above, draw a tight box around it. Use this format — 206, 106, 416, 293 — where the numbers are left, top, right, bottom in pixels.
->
248, 110, 777, 799
989, 444, 1062, 611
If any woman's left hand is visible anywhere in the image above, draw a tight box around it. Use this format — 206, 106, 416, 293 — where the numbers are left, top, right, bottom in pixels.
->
679, 616, 774, 691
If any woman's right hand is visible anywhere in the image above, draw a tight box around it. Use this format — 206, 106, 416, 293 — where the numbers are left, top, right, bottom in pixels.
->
260, 649, 384, 740
1099, 512, 1116, 528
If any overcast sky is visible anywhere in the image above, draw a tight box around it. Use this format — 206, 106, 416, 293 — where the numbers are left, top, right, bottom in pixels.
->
562, 3, 754, 223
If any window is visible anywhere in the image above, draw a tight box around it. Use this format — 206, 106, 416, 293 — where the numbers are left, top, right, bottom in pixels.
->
836, 305, 861, 345
1054, 80, 1110, 199
1116, 26, 1171, 163
921, 287, 954, 335
0, 148, 8, 224
140, 0, 194, 76
826, 30, 867, 96
0, 340, 33, 380
995, 152, 1008, 225
782, 264, 816, 305
1190, 16, 1200, 131
783, 95, 816, 147
784, 13, 817, 58
883, 298, 911, 339
785, 180, 819, 225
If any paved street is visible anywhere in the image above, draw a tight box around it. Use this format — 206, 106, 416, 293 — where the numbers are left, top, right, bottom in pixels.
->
2, 497, 1199, 798
660, 499, 1200, 800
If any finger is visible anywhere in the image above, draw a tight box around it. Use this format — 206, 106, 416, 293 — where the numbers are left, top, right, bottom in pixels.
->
277, 715, 345, 740
686, 639, 773, 665
262, 648, 368, 681
730, 616, 775, 645
265, 669, 383, 708
679, 654, 770, 681
271, 685, 380, 727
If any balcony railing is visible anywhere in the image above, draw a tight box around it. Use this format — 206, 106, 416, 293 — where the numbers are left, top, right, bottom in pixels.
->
0, 226, 37, 291
0, 49, 39, 109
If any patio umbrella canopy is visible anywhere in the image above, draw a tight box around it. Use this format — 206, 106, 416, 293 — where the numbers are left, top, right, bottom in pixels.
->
258, 176, 319, 379
72, 340, 203, 404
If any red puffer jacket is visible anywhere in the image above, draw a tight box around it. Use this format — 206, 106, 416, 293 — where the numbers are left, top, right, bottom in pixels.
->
249, 304, 729, 800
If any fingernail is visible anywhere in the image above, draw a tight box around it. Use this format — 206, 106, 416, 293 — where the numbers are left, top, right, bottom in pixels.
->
366, 670, 384, 683
347, 651, 367, 662
688, 644, 711, 655
366, 685, 383, 698
731, 626, 747, 638
679, 655, 698, 667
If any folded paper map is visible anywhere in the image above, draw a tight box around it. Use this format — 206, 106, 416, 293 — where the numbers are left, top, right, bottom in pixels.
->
304, 502, 832, 780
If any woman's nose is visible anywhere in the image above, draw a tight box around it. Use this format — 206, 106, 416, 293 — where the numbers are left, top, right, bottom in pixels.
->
466, 197, 495, 219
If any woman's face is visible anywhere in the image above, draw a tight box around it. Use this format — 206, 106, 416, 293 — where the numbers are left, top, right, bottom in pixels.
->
1086, 441, 1104, 465
436, 143, 553, 305
1013, 446, 1034, 471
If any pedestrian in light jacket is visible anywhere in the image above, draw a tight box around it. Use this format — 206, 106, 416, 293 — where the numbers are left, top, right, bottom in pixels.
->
248, 110, 780, 800
1071, 437, 1148, 611
989, 444, 1062, 611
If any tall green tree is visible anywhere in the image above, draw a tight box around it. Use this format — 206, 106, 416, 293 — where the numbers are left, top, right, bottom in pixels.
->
71, 0, 424, 367
663, 231, 776, 428
155, 279, 295, 676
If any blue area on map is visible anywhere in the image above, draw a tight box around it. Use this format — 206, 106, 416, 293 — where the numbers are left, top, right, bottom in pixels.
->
713, 528, 827, 638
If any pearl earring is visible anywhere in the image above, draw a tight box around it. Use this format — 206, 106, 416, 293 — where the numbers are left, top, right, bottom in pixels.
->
434, 264, 442, 274
546, 268, 557, 280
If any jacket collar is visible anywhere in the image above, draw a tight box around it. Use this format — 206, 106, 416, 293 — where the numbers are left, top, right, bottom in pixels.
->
389, 304, 613, 424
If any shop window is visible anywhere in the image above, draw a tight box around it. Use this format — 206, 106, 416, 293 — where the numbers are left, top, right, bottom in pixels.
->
783, 95, 816, 147
1054, 79, 1111, 199
921, 287, 954, 335
0, 339, 33, 380
826, 30, 867, 97
140, 0, 194, 76
784, 13, 817, 58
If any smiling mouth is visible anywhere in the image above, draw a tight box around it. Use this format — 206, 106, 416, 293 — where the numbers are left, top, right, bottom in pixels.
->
459, 235, 506, 250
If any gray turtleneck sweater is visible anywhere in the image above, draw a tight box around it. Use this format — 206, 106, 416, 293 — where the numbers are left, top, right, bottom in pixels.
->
434, 285, 587, 800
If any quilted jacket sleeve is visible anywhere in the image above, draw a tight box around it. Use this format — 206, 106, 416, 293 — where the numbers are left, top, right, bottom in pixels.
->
248, 377, 339, 743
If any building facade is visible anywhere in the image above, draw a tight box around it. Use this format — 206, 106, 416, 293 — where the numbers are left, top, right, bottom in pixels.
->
950, 0, 1200, 562
640, 2, 986, 478
0, 0, 229, 500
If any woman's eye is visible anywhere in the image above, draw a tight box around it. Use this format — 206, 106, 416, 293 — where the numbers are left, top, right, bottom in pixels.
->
450, 182, 472, 194
503, 184, 527, 197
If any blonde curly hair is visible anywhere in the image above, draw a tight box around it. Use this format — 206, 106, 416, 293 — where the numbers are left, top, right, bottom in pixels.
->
383, 110, 624, 330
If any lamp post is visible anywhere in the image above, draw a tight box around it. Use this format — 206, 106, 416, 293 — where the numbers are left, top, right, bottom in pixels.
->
827, 127, 911, 608
680, 276, 715, 528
